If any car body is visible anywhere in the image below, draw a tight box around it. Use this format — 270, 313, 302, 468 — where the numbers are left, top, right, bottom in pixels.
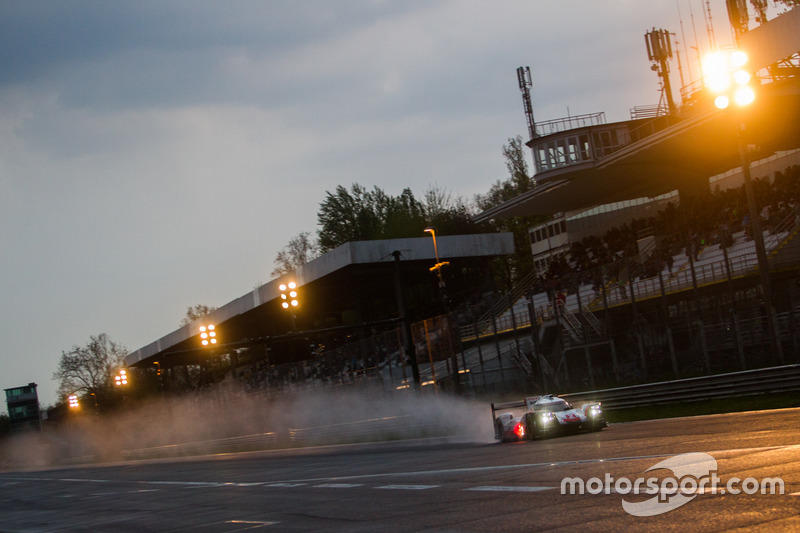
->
492, 394, 607, 442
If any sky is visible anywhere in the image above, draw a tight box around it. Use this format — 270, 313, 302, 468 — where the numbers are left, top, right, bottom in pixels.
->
0, 1, 751, 407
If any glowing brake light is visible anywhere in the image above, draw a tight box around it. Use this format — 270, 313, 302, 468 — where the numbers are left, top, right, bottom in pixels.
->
514, 422, 526, 439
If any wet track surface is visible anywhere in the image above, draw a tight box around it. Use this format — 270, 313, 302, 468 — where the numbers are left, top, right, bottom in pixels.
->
1, 408, 799, 532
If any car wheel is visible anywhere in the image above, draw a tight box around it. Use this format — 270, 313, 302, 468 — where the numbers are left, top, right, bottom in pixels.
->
495, 420, 506, 442
524, 412, 537, 440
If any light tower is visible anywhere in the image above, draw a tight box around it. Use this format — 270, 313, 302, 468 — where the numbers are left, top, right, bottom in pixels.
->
517, 66, 538, 172
114, 369, 128, 386
279, 281, 299, 309
199, 324, 217, 346
702, 47, 783, 364
279, 281, 300, 330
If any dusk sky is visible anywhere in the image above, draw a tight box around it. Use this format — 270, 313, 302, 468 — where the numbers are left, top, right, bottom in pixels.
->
1, 1, 753, 406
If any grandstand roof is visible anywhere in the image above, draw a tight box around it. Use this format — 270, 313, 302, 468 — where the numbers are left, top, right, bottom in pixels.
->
124, 232, 514, 368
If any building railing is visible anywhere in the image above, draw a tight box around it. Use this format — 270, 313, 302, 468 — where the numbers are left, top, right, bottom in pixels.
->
534, 112, 606, 137
459, 228, 798, 343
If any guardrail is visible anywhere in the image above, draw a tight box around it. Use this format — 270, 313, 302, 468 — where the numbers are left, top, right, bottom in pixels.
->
559, 364, 800, 410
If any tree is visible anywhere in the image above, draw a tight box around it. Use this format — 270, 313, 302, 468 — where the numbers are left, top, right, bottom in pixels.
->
180, 304, 217, 326
271, 232, 320, 277
317, 184, 382, 252
315, 183, 487, 253
53, 333, 128, 408
474, 136, 547, 285
423, 184, 483, 235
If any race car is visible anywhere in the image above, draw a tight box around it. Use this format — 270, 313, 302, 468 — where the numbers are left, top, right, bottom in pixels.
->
491, 394, 607, 442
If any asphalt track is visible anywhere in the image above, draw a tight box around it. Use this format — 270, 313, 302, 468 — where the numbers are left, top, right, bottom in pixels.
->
1, 408, 798, 532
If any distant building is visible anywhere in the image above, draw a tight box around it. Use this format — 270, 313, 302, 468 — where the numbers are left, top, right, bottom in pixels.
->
5, 383, 41, 433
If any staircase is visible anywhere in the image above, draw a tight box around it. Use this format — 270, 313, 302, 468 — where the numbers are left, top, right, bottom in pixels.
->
478, 269, 540, 322
557, 300, 605, 346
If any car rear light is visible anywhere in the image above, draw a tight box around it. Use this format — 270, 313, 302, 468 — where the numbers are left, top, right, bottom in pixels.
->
514, 422, 526, 439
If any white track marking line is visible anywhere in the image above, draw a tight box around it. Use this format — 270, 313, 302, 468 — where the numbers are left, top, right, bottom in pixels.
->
5, 444, 797, 489
465, 486, 555, 493
376, 484, 440, 490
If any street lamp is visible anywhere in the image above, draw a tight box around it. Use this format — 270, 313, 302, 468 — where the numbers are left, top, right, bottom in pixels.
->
424, 227, 460, 392
424, 227, 449, 290
702, 48, 784, 364
200, 324, 217, 346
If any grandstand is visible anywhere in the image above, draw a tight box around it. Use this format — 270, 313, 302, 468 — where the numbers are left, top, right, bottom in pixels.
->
124, 4, 800, 399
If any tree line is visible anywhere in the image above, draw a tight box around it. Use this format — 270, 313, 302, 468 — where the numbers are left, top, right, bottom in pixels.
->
272, 136, 543, 278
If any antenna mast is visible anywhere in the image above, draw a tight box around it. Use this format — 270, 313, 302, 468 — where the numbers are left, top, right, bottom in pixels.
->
517, 66, 537, 140
704, 0, 717, 50
645, 28, 677, 115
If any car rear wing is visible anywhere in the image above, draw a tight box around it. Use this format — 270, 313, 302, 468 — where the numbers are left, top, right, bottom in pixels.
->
490, 396, 541, 423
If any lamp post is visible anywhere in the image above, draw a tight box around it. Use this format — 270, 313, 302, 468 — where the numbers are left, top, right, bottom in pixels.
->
424, 227, 460, 392
424, 227, 449, 299
703, 48, 784, 364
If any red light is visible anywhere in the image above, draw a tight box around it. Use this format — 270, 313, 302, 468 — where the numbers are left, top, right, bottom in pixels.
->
514, 422, 526, 439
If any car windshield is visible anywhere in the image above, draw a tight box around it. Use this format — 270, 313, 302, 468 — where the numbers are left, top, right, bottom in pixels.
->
534, 401, 571, 412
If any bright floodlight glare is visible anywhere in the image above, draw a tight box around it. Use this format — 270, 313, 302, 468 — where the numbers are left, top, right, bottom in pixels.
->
734, 86, 755, 106
288, 281, 296, 289
708, 73, 730, 93
733, 70, 750, 85
704, 48, 754, 109
279, 284, 287, 291
200, 324, 216, 346
289, 291, 297, 298
731, 50, 748, 68
282, 301, 289, 309
702, 51, 726, 77
291, 300, 299, 307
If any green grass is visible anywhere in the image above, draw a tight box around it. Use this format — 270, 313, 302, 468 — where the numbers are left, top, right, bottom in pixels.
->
605, 392, 800, 424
